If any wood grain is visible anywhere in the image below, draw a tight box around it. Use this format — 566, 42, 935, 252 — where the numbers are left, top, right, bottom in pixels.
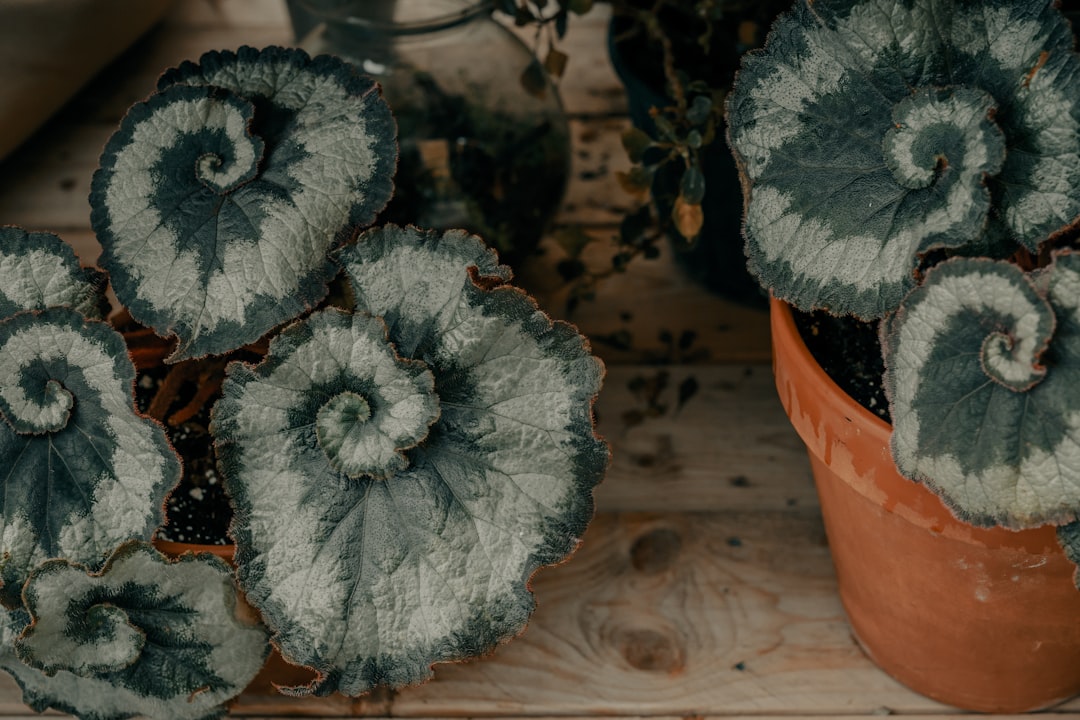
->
228, 511, 943, 717
593, 366, 815, 513
0, 0, 1077, 718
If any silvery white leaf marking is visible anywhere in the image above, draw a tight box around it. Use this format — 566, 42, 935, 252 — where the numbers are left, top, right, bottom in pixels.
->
5, 542, 268, 720
884, 88, 1004, 190
0, 309, 180, 608
92, 46, 396, 361
338, 224, 513, 356
727, 0, 1080, 319
885, 254, 1080, 528
220, 308, 439, 483
0, 227, 105, 320
216, 226, 608, 696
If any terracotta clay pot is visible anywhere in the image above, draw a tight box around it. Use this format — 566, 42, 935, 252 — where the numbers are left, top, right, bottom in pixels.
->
770, 297, 1080, 712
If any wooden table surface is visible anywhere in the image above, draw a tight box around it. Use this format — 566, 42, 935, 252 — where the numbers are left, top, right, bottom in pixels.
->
0, 1, 1075, 718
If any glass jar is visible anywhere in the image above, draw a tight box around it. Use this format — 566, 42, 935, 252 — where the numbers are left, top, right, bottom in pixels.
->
288, 0, 571, 268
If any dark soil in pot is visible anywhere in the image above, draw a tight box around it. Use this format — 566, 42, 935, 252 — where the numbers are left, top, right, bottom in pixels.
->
792, 308, 889, 422
135, 361, 235, 545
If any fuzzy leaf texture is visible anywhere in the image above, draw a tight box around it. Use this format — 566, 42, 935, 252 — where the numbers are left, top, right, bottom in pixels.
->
213, 226, 609, 696
0, 227, 105, 320
90, 46, 397, 361
0, 309, 180, 608
885, 254, 1080, 528
5, 542, 268, 720
726, 0, 1080, 319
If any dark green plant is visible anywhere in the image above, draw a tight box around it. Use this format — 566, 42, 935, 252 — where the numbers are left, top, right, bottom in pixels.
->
505, 0, 785, 313
727, 0, 1080, 547
0, 44, 608, 717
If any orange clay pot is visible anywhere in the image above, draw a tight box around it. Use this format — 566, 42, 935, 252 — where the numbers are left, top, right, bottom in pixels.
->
770, 297, 1080, 712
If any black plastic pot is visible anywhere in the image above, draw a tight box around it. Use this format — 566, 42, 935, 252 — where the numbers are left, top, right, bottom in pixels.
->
607, 18, 765, 308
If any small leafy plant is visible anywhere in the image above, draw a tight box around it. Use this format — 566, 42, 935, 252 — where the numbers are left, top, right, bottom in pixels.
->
508, 0, 787, 311
727, 0, 1080, 548
0, 45, 607, 717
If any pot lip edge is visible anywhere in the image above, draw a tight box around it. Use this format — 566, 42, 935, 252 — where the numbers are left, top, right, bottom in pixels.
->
769, 295, 892, 439
769, 296, 1071, 548
153, 537, 235, 561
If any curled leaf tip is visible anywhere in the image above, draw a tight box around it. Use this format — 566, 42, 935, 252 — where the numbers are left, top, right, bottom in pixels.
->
886, 254, 1080, 528
92, 45, 397, 361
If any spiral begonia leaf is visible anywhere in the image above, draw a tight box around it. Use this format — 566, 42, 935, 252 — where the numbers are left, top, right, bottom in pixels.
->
727, 0, 1080, 319
4, 542, 268, 720
0, 227, 105, 320
90, 46, 397, 361
220, 308, 440, 483
214, 225, 608, 696
0, 309, 180, 607
885, 253, 1080, 528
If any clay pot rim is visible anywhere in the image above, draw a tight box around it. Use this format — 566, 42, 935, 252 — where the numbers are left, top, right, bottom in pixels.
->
769, 295, 1063, 551
153, 538, 235, 563
769, 296, 891, 438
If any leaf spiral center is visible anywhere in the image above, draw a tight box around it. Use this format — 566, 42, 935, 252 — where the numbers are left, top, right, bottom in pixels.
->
317, 390, 375, 472
883, 87, 1004, 190
2, 364, 77, 435
29, 378, 75, 434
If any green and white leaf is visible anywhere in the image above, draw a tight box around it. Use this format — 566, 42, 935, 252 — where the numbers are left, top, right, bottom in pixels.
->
0, 309, 180, 607
219, 308, 440, 483
6, 541, 268, 720
885, 254, 1080, 528
215, 226, 608, 696
0, 226, 105, 320
91, 46, 397, 361
1058, 521, 1080, 588
727, 0, 1080, 319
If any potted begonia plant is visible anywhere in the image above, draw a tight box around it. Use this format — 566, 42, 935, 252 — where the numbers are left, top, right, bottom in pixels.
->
727, 0, 1080, 712
507, 0, 786, 305
0, 44, 608, 718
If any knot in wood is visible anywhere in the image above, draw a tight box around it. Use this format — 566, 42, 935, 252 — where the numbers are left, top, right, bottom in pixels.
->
630, 528, 682, 574
617, 628, 685, 674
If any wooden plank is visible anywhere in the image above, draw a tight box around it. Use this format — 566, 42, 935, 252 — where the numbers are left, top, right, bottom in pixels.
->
232, 717, 1080, 720
521, 231, 772, 366
0, 510, 951, 718
161, 0, 293, 30
361, 511, 952, 716
0, 125, 107, 232
593, 366, 816, 513
40, 26, 292, 128
558, 117, 636, 227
